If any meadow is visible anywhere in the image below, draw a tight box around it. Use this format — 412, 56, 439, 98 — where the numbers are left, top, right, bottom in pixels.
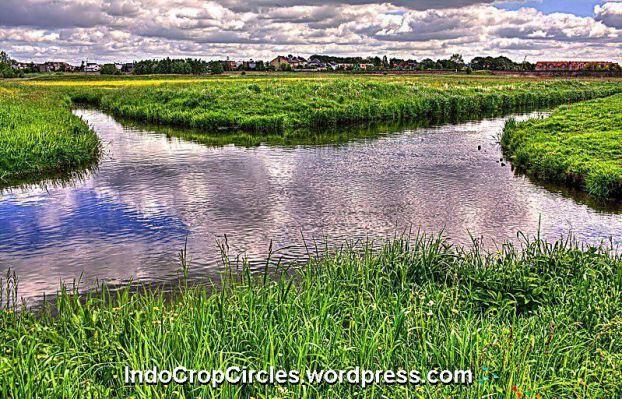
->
1, 234, 621, 398
0, 85, 100, 186
63, 76, 622, 134
4, 73, 622, 186
502, 94, 622, 199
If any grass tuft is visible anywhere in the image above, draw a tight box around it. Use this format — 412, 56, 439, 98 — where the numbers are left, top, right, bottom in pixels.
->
1, 234, 621, 398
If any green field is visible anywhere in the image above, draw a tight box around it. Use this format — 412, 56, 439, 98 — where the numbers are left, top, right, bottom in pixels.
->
502, 94, 622, 199
1, 235, 621, 398
2, 74, 622, 187
0, 85, 100, 186
66, 77, 622, 134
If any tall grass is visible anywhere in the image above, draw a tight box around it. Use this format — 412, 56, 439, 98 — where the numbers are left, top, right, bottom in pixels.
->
0, 85, 100, 186
1, 234, 621, 398
502, 94, 622, 199
71, 78, 622, 134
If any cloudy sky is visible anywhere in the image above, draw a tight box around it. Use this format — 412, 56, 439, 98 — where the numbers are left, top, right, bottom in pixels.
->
1, 0, 622, 64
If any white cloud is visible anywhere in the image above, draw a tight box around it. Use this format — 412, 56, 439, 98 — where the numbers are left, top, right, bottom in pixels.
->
595, 1, 622, 29
0, 1, 620, 64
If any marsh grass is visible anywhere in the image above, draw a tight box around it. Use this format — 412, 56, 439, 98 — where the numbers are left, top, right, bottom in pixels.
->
3, 75, 622, 187
72, 79, 622, 135
1, 234, 621, 398
502, 94, 622, 199
0, 85, 100, 186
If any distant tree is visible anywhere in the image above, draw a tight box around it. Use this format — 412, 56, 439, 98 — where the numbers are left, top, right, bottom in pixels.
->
0, 50, 17, 78
470, 56, 520, 71
100, 64, 121, 75
279, 62, 292, 72
419, 58, 437, 70
449, 54, 465, 70
131, 58, 208, 75
209, 60, 224, 74
0, 63, 17, 78
0, 51, 11, 64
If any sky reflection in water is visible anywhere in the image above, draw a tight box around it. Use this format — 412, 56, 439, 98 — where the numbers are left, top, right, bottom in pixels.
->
1, 109, 621, 301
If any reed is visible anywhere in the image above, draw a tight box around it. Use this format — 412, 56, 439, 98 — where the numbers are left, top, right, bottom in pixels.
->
0, 85, 100, 186
1, 234, 621, 398
76, 78, 622, 134
502, 94, 622, 199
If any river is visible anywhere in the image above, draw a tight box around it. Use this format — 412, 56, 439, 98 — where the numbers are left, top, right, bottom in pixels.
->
1, 109, 621, 301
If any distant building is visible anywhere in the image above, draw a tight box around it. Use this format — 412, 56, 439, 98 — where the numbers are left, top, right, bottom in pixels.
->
392, 60, 419, 70
36, 62, 75, 72
307, 58, 327, 70
270, 55, 307, 70
357, 63, 375, 70
335, 63, 354, 70
11, 62, 32, 70
243, 59, 257, 70
535, 61, 616, 71
84, 63, 101, 72
221, 60, 237, 70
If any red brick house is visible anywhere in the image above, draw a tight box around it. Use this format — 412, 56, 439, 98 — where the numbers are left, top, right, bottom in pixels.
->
270, 55, 307, 70
535, 61, 616, 71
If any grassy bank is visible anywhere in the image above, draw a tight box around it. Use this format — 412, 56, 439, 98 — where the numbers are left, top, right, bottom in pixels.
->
3, 74, 622, 187
502, 94, 622, 199
0, 86, 100, 186
67, 78, 622, 134
1, 235, 621, 398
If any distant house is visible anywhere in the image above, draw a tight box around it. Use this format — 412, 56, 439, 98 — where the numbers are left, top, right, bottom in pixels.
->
11, 62, 32, 70
243, 59, 257, 70
84, 63, 101, 72
336, 63, 354, 70
535, 61, 616, 71
36, 62, 74, 73
221, 60, 237, 70
270, 55, 307, 70
357, 63, 375, 70
307, 58, 327, 70
392, 60, 419, 70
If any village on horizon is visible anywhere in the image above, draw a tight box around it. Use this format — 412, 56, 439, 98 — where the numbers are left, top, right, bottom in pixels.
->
3, 51, 621, 76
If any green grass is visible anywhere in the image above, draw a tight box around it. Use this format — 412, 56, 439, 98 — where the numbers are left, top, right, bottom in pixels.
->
502, 94, 622, 199
0, 85, 100, 186
3, 74, 622, 186
1, 235, 621, 398
69, 78, 622, 134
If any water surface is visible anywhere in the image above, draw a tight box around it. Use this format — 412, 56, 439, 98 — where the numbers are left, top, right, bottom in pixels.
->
1, 109, 621, 301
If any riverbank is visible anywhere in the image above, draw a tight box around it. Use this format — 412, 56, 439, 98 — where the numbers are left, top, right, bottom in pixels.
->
3, 75, 622, 188
69, 78, 622, 133
0, 85, 100, 186
1, 235, 621, 398
502, 94, 622, 199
